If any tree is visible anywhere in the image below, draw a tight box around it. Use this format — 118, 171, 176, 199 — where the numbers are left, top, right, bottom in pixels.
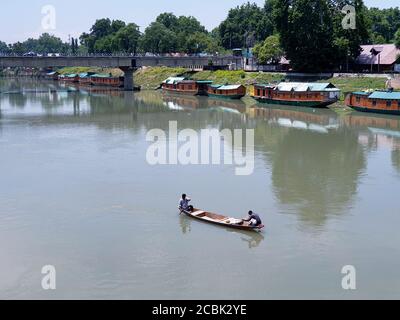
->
253, 35, 283, 64
185, 32, 212, 54
331, 0, 371, 70
155, 13, 208, 52
139, 22, 178, 53
218, 2, 274, 49
80, 19, 139, 53
0, 41, 10, 54
113, 23, 141, 54
368, 7, 400, 43
273, 0, 337, 72
395, 28, 400, 48
272, 0, 370, 72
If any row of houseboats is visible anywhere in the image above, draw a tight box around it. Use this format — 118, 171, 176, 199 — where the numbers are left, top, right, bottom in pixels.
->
46, 72, 124, 88
162, 76, 400, 116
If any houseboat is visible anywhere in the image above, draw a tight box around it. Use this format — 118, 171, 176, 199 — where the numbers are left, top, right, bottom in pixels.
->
345, 90, 400, 116
78, 72, 94, 86
207, 84, 246, 99
59, 73, 79, 83
162, 77, 212, 96
251, 82, 341, 108
44, 71, 59, 81
91, 74, 124, 88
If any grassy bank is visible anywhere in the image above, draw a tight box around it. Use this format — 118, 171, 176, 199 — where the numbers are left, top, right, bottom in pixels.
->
57, 67, 123, 77
327, 76, 387, 95
134, 66, 187, 89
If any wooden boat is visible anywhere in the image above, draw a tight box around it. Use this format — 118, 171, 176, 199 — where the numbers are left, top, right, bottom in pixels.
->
252, 82, 340, 108
59, 73, 79, 83
91, 74, 124, 88
207, 84, 246, 99
162, 77, 211, 96
345, 90, 400, 116
182, 208, 264, 232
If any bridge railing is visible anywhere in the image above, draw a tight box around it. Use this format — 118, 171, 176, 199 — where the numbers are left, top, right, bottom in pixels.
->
0, 52, 237, 58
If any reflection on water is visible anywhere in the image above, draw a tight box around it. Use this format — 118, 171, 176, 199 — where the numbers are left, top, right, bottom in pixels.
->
179, 215, 264, 249
1, 79, 400, 299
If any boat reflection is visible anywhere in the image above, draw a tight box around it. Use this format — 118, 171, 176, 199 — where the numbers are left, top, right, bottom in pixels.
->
248, 104, 339, 133
179, 215, 264, 249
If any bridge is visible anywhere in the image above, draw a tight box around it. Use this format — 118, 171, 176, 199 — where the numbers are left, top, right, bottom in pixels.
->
0, 56, 243, 90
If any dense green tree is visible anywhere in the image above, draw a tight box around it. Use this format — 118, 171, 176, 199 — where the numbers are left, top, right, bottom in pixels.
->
185, 32, 210, 54
272, 0, 370, 71
253, 35, 283, 64
155, 13, 208, 52
368, 7, 400, 43
395, 29, 400, 48
80, 19, 138, 53
331, 0, 371, 70
272, 0, 337, 72
139, 22, 178, 53
218, 2, 274, 49
113, 23, 141, 54
0, 41, 10, 53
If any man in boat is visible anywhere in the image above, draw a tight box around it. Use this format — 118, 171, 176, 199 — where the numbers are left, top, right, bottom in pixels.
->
179, 194, 192, 213
243, 211, 263, 227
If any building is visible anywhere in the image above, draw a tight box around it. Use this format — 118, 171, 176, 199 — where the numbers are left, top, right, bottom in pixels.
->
355, 44, 400, 73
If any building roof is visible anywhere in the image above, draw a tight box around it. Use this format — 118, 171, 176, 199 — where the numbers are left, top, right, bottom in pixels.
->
356, 44, 400, 66
163, 77, 186, 84
368, 91, 400, 100
277, 82, 339, 92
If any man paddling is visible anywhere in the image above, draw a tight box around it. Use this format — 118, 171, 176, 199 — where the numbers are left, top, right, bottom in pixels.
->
243, 211, 263, 228
179, 194, 192, 213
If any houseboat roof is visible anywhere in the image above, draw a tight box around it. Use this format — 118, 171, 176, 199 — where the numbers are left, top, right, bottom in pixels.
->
277, 82, 339, 92
79, 72, 90, 78
368, 91, 400, 100
211, 84, 243, 90
254, 84, 277, 89
163, 77, 186, 84
91, 73, 113, 78
65, 74, 78, 78
353, 91, 371, 96
196, 80, 213, 84
47, 71, 58, 75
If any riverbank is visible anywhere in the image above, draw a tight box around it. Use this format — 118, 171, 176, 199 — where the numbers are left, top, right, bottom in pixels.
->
131, 67, 387, 99
1, 66, 389, 100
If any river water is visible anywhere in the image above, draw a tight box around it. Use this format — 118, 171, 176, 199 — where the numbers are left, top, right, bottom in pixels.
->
0, 78, 399, 299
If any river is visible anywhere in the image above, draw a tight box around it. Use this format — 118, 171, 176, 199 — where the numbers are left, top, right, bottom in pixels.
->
0, 78, 399, 299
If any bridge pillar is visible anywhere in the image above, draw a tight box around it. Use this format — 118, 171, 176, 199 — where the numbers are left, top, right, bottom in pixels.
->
120, 67, 136, 91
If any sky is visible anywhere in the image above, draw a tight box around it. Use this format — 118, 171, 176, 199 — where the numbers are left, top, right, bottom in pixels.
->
0, 0, 398, 43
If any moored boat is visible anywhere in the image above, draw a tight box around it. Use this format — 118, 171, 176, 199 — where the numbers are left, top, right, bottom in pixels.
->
207, 84, 246, 99
182, 208, 264, 232
345, 90, 400, 116
91, 74, 124, 87
251, 82, 341, 108
162, 77, 212, 96
59, 73, 79, 83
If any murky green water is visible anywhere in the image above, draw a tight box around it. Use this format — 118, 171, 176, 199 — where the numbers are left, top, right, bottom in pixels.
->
0, 78, 399, 299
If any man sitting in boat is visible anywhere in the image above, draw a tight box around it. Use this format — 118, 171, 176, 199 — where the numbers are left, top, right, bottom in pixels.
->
179, 194, 192, 213
243, 211, 263, 227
